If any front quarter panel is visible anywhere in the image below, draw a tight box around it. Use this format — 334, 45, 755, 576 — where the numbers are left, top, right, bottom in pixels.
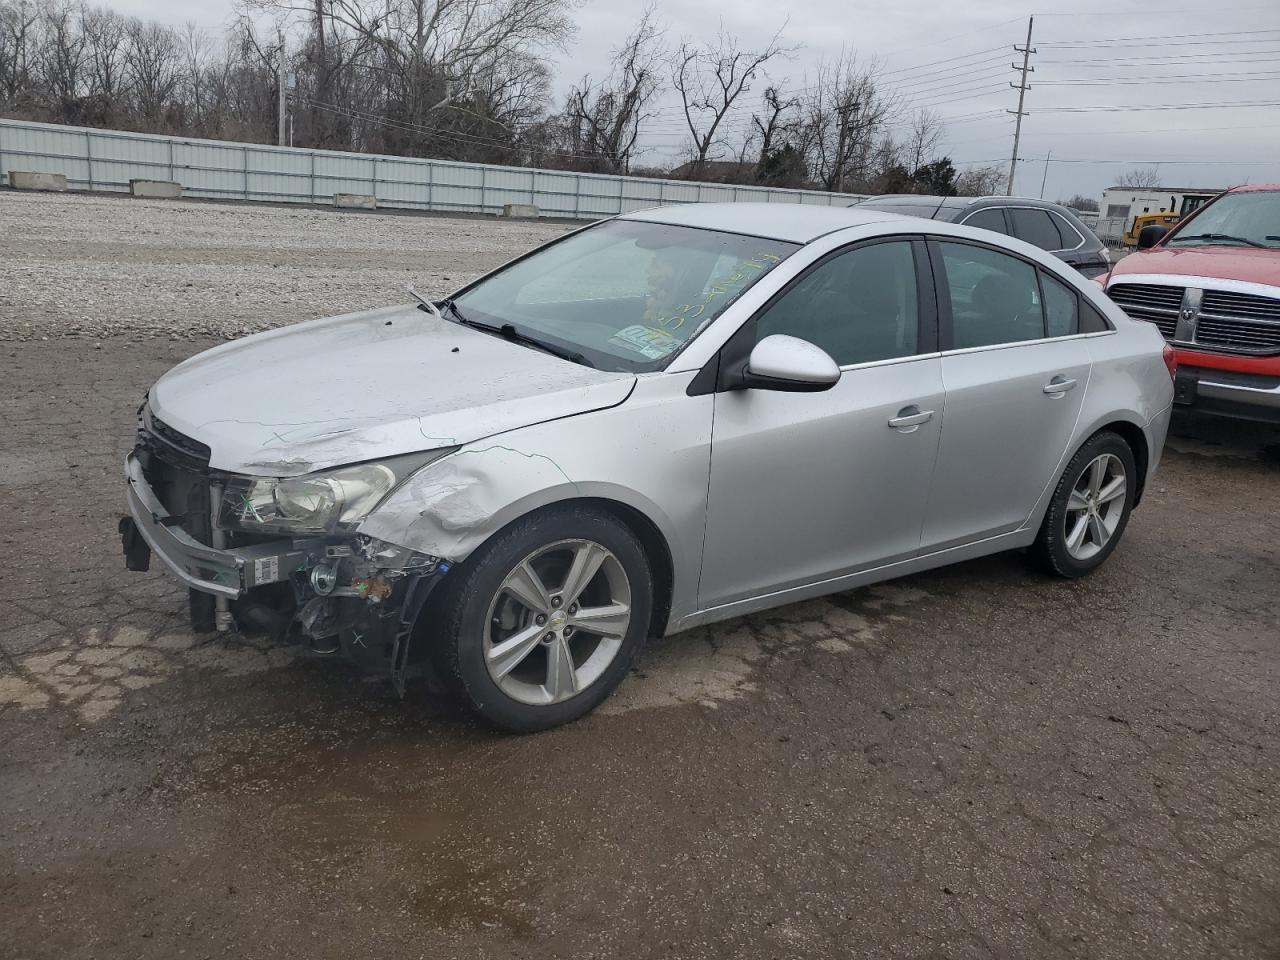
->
358, 372, 715, 628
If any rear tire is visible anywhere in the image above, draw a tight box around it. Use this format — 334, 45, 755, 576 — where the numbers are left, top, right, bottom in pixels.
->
429, 504, 652, 732
1032, 431, 1137, 578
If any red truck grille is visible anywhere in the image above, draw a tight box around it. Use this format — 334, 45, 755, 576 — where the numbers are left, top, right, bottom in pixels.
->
1196, 290, 1280, 353
1106, 283, 1182, 338
1108, 282, 1280, 355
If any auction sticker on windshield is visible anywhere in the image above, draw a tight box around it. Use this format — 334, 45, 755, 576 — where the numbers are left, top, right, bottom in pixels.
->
609, 324, 681, 360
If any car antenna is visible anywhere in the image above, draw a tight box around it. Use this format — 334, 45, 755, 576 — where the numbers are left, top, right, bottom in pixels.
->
406, 283, 442, 321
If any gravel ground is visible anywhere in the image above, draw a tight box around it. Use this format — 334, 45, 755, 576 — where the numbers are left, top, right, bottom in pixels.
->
0, 190, 572, 341
2, 190, 1280, 959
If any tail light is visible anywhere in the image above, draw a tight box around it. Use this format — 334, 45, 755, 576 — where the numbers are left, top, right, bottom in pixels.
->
1162, 343, 1178, 380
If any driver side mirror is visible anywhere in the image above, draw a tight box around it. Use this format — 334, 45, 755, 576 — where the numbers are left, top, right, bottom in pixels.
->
1137, 224, 1169, 250
741, 335, 841, 392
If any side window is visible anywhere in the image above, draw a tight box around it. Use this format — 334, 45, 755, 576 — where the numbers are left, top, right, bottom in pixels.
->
1009, 208, 1064, 250
962, 208, 1008, 234
1080, 300, 1112, 334
1050, 212, 1083, 249
755, 241, 920, 366
939, 242, 1045, 349
1041, 271, 1079, 337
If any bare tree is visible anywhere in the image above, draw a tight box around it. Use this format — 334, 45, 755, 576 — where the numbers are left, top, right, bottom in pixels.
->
1115, 166, 1162, 189
749, 84, 797, 162
793, 52, 896, 193
244, 0, 575, 155
179, 23, 216, 134
1063, 194, 1098, 212
0, 0, 40, 104
124, 18, 182, 127
37, 0, 89, 108
670, 24, 790, 180
81, 5, 127, 122
954, 163, 1005, 197
902, 107, 943, 173
560, 8, 664, 174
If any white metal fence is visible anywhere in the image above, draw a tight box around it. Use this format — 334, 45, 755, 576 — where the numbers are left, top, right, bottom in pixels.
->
0, 118, 868, 218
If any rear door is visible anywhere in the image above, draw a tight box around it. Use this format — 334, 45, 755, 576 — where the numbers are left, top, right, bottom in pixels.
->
920, 239, 1092, 551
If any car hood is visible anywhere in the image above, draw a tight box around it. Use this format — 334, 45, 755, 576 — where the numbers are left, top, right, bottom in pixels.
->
1111, 245, 1280, 289
149, 304, 636, 476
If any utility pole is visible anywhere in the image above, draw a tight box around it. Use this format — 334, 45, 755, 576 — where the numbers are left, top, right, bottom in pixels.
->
1006, 16, 1034, 196
1039, 150, 1052, 199
277, 32, 288, 147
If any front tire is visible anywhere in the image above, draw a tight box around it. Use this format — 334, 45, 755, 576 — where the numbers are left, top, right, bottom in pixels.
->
430, 504, 652, 732
1032, 431, 1137, 578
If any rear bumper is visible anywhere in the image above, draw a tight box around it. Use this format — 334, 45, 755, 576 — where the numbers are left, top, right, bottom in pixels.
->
124, 453, 319, 598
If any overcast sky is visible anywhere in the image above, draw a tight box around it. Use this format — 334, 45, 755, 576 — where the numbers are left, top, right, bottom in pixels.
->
108, 0, 1280, 201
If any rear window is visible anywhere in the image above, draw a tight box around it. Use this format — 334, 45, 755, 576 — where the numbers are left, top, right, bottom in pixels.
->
1010, 208, 1065, 251
962, 208, 1008, 234
1050, 211, 1084, 248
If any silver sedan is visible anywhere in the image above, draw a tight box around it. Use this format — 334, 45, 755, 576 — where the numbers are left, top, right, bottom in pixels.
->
121, 203, 1175, 731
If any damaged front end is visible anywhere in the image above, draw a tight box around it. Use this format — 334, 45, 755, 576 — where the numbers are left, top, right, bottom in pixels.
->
119, 404, 454, 688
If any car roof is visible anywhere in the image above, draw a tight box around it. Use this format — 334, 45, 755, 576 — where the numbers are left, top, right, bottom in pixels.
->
1227, 183, 1280, 193
855, 195, 972, 219
618, 202, 908, 243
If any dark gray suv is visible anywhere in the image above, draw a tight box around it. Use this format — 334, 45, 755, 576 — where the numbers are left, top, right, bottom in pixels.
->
853, 195, 1110, 278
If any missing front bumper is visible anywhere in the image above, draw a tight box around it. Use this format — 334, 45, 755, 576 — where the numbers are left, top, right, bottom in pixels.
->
121, 452, 452, 686
124, 453, 320, 597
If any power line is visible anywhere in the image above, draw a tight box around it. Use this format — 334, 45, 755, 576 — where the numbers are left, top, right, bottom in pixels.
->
1039, 50, 1280, 64
1041, 35, 1280, 49
1038, 73, 1280, 86
877, 45, 1010, 77
1037, 99, 1280, 113
1038, 69, 1280, 84
1039, 27, 1280, 43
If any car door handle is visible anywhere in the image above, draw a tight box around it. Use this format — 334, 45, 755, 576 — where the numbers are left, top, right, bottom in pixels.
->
887, 406, 934, 431
1043, 377, 1078, 395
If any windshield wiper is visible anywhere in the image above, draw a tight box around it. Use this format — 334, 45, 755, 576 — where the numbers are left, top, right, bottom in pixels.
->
443, 301, 593, 368
407, 283, 443, 320
1170, 232, 1265, 248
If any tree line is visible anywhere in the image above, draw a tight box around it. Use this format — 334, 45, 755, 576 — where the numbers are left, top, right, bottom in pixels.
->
0, 0, 1007, 195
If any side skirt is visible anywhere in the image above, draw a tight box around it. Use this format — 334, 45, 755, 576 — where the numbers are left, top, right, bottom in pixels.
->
671, 528, 1037, 634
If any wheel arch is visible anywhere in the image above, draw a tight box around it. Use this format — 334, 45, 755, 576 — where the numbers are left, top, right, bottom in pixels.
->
418, 493, 679, 638
1098, 419, 1150, 506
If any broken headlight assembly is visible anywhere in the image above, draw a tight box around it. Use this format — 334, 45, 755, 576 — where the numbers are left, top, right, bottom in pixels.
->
223, 450, 455, 534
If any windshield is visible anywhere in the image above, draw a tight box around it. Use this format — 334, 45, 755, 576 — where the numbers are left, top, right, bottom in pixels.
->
451, 220, 799, 372
1166, 191, 1280, 248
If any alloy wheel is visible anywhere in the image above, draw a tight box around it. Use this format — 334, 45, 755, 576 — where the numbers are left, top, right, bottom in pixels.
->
483, 539, 632, 706
1064, 453, 1127, 561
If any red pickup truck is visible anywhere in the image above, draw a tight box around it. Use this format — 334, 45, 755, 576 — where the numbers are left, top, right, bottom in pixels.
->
1103, 184, 1280, 422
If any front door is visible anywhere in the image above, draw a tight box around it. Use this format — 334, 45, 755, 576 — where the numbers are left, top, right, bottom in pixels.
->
920, 240, 1093, 551
699, 238, 945, 609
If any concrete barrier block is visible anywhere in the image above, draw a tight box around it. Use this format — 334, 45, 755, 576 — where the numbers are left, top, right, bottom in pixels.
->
502, 203, 540, 218
129, 178, 182, 199
334, 193, 377, 210
9, 171, 67, 192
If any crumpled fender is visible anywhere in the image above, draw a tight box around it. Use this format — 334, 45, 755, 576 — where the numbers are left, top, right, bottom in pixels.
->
357, 374, 714, 630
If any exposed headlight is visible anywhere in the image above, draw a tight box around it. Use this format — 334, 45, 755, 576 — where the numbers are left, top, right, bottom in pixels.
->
273, 463, 395, 526
225, 450, 454, 534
